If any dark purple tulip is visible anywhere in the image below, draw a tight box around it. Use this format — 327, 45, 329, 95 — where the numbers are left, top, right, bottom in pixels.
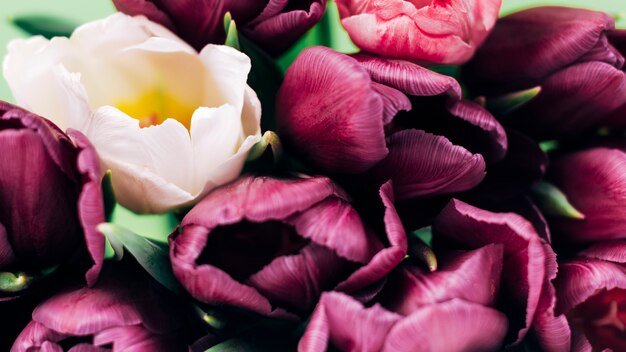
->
112, 0, 327, 55
548, 146, 626, 243
298, 291, 508, 352
463, 7, 626, 140
0, 101, 104, 287
276, 47, 507, 200
433, 199, 558, 345
11, 272, 189, 351
551, 246, 626, 352
169, 176, 407, 318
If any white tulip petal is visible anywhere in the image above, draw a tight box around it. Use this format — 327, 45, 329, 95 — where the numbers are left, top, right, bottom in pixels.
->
199, 45, 252, 114
123, 37, 197, 55
242, 86, 263, 137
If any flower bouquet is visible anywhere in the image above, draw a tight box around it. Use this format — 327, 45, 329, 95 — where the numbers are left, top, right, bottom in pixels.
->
1, 0, 626, 351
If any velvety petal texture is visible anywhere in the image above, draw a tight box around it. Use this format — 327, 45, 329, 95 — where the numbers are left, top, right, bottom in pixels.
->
113, 0, 327, 55
3, 13, 262, 213
299, 292, 508, 352
11, 272, 187, 352
277, 47, 505, 200
169, 176, 406, 317
463, 7, 626, 140
0, 101, 104, 286
433, 199, 555, 344
336, 0, 502, 64
549, 147, 626, 243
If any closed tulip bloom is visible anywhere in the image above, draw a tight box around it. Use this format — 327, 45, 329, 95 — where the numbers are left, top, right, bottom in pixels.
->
3, 14, 262, 213
0, 101, 104, 288
113, 0, 327, 55
433, 199, 558, 345
335, 0, 502, 64
11, 272, 190, 351
548, 146, 626, 243
553, 245, 626, 351
298, 291, 508, 352
169, 177, 407, 318
276, 47, 506, 200
463, 7, 626, 140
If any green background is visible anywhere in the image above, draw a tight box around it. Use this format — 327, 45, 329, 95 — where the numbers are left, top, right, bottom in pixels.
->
0, 0, 625, 102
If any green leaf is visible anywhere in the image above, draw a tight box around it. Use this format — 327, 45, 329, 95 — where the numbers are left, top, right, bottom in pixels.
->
486, 86, 541, 116
531, 181, 585, 219
98, 223, 184, 294
223, 12, 240, 50
0, 272, 35, 293
408, 227, 437, 271
110, 203, 179, 244
246, 131, 282, 162
10, 15, 77, 39
539, 140, 559, 153
102, 170, 116, 221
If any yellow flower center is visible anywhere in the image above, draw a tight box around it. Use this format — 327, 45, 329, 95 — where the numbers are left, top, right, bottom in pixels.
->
115, 88, 196, 129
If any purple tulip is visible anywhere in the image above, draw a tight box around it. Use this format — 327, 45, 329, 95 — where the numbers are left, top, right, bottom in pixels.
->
11, 271, 189, 351
547, 244, 626, 352
298, 291, 508, 352
112, 0, 327, 55
463, 7, 626, 140
276, 47, 507, 200
0, 101, 104, 288
169, 176, 407, 318
548, 146, 626, 243
433, 199, 558, 345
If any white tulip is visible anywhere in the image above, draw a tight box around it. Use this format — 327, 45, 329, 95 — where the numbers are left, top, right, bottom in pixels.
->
3, 13, 262, 213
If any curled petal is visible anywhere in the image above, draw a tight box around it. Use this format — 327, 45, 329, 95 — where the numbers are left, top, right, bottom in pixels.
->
579, 241, 626, 263
276, 47, 388, 173
298, 291, 402, 352
433, 199, 549, 344
11, 321, 67, 352
383, 299, 508, 352
371, 130, 485, 199
555, 259, 626, 314
382, 244, 504, 315
549, 148, 626, 243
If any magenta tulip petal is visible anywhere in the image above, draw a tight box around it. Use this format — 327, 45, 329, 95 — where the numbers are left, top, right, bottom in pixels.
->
246, 244, 353, 313
383, 299, 508, 352
298, 291, 402, 352
505, 62, 626, 139
465, 6, 619, 92
352, 55, 461, 99
382, 244, 504, 315
111, 0, 175, 30
370, 82, 411, 125
580, 241, 626, 263
0, 222, 16, 268
571, 329, 594, 352
276, 47, 388, 173
550, 147, 626, 243
93, 326, 179, 351
285, 198, 377, 263
372, 130, 485, 199
12, 321, 67, 352
555, 259, 626, 314
433, 199, 550, 343
336, 181, 407, 293
67, 130, 105, 286
243, 1, 327, 56
0, 129, 81, 268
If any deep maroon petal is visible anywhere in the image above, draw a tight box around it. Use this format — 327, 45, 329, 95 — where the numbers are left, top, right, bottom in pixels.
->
67, 130, 105, 286
549, 147, 626, 243
352, 55, 461, 99
433, 199, 550, 343
381, 244, 504, 315
0, 129, 82, 268
336, 181, 407, 293
298, 292, 402, 352
112, 0, 175, 30
276, 47, 388, 173
371, 130, 485, 200
464, 6, 619, 93
383, 299, 508, 352
243, 1, 327, 56
0, 222, 16, 268
505, 62, 626, 140
555, 259, 626, 314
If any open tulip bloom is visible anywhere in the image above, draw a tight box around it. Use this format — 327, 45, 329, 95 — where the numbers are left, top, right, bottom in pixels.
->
2, 0, 626, 351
